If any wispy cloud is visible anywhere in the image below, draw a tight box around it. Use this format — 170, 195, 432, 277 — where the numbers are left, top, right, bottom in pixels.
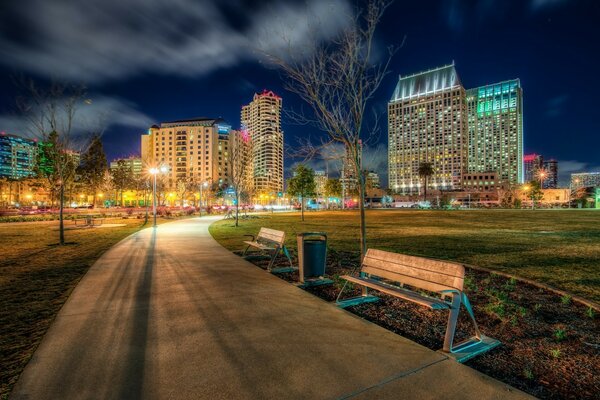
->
0, 0, 351, 83
0, 95, 153, 141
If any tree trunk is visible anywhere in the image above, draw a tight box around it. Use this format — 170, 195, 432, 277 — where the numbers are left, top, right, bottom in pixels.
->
358, 174, 367, 261
424, 177, 428, 202
235, 191, 239, 227
59, 184, 65, 245
300, 195, 304, 222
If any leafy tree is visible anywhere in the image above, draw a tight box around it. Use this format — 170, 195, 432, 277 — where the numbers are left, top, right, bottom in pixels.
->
526, 181, 544, 208
324, 178, 342, 198
77, 135, 107, 207
288, 164, 316, 221
324, 178, 342, 209
418, 161, 434, 202
111, 159, 134, 206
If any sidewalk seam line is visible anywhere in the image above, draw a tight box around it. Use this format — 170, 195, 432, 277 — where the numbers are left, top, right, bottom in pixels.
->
336, 357, 448, 399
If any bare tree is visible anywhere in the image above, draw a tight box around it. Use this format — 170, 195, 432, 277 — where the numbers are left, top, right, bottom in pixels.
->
229, 128, 253, 227
262, 0, 395, 259
17, 80, 88, 245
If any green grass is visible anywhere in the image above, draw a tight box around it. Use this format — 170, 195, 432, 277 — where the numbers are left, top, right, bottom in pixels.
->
0, 216, 171, 399
210, 209, 600, 302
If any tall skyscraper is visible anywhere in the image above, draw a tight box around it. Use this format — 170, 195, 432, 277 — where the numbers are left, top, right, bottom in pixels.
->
388, 63, 524, 192
110, 156, 143, 178
543, 159, 558, 189
0, 133, 37, 179
341, 143, 361, 196
466, 79, 523, 185
241, 90, 284, 194
523, 153, 543, 183
141, 118, 233, 189
388, 63, 467, 193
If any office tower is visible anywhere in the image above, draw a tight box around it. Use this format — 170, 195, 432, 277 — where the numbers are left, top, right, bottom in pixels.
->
0, 132, 37, 179
570, 172, 600, 190
110, 157, 143, 178
388, 63, 467, 193
543, 159, 558, 189
241, 90, 284, 194
141, 118, 233, 189
314, 170, 327, 197
523, 154, 543, 183
341, 143, 361, 196
466, 79, 523, 185
366, 171, 381, 189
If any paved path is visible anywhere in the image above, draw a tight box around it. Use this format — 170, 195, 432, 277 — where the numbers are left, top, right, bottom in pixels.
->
11, 217, 531, 400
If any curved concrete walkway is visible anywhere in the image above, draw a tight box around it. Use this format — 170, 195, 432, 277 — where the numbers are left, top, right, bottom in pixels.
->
11, 217, 531, 400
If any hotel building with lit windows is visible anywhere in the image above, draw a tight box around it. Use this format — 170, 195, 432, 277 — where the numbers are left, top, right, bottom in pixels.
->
466, 80, 523, 185
241, 90, 284, 194
388, 63, 467, 193
141, 118, 233, 189
388, 63, 523, 193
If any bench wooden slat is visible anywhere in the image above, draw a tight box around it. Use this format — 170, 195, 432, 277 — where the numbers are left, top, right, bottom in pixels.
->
366, 249, 464, 277
342, 275, 450, 310
363, 249, 464, 292
243, 241, 276, 250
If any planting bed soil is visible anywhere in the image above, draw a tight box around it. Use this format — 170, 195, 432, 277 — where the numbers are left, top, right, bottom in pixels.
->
240, 249, 600, 400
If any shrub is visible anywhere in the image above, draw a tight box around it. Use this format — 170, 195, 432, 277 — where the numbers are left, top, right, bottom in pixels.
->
549, 349, 561, 358
586, 307, 596, 319
554, 328, 567, 342
560, 294, 572, 305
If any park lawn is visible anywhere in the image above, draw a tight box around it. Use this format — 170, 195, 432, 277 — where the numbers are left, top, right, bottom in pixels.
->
210, 209, 600, 303
0, 217, 172, 399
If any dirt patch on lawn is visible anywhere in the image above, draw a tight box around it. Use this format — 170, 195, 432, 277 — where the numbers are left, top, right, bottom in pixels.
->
241, 249, 600, 400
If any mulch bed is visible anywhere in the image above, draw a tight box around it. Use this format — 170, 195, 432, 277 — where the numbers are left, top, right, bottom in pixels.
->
240, 249, 600, 400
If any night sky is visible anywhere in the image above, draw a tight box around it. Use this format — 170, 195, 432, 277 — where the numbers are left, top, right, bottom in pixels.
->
1, 0, 599, 187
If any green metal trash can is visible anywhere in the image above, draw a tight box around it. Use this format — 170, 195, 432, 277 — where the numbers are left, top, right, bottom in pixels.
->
297, 232, 327, 283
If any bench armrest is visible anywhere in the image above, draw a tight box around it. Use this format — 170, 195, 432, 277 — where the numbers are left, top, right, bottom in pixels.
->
243, 234, 255, 241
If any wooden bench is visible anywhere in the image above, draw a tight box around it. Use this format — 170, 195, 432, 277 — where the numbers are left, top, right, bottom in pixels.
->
74, 215, 104, 227
242, 228, 293, 271
337, 249, 500, 362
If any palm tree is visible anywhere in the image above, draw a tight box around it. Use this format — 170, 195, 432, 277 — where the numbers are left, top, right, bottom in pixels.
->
418, 162, 434, 202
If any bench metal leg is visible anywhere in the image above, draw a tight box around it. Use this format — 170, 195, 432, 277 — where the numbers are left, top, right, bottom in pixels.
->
242, 245, 251, 256
336, 283, 379, 308
270, 245, 298, 274
441, 292, 501, 362
443, 294, 461, 353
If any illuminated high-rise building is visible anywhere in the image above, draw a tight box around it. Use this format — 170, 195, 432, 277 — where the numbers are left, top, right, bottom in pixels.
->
543, 159, 558, 189
110, 157, 143, 178
388, 63, 467, 193
241, 90, 284, 194
141, 118, 233, 189
466, 80, 523, 185
523, 153, 543, 183
389, 64, 524, 192
0, 132, 37, 179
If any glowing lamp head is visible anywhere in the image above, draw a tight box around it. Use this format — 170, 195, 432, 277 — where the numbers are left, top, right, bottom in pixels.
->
160, 166, 169, 173
149, 167, 159, 175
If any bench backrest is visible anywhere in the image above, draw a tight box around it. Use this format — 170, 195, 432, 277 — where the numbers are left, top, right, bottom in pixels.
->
361, 249, 465, 293
257, 227, 286, 245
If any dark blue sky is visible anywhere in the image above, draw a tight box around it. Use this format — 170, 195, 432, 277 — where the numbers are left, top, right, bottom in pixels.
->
0, 0, 598, 186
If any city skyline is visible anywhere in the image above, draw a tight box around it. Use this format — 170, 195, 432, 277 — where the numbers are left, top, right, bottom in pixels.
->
0, 0, 599, 187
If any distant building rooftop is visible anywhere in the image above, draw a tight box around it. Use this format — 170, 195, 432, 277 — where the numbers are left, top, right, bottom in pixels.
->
391, 63, 461, 102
